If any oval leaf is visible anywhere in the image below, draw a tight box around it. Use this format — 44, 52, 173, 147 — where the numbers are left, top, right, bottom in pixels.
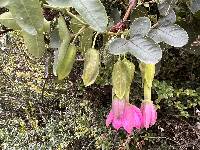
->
69, 0, 108, 32
56, 44, 77, 80
58, 16, 70, 41
0, 12, 21, 30
108, 38, 129, 55
112, 60, 128, 99
22, 31, 45, 58
8, 0, 44, 35
82, 48, 100, 86
128, 35, 162, 64
130, 17, 151, 37
148, 24, 189, 47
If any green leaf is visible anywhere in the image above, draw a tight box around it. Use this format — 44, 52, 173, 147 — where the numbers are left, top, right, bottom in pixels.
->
47, 0, 70, 8
158, 9, 176, 26
130, 17, 151, 37
108, 38, 129, 55
190, 0, 200, 14
112, 60, 127, 99
122, 58, 135, 84
53, 49, 59, 76
56, 44, 77, 80
128, 35, 162, 64
54, 16, 72, 79
69, 0, 108, 32
71, 17, 93, 52
43, 19, 50, 33
58, 16, 70, 41
158, 0, 176, 16
0, 12, 21, 30
22, 31, 45, 58
148, 24, 188, 47
108, 36, 162, 64
8, 0, 44, 35
122, 59, 135, 98
0, 0, 10, 7
82, 48, 100, 86
50, 28, 60, 49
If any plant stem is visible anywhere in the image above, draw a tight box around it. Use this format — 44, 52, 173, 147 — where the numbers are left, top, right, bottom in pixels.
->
92, 32, 99, 49
72, 25, 87, 44
122, 0, 137, 21
43, 4, 87, 25
65, 10, 87, 25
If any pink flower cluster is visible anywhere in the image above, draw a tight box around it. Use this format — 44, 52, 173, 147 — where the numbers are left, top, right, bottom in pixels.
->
106, 99, 157, 133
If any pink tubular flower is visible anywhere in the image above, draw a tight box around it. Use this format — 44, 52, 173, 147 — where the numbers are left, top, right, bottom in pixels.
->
140, 101, 157, 129
106, 99, 143, 133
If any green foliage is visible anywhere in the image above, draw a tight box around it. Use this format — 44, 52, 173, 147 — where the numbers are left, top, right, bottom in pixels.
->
0, 12, 20, 30
82, 48, 100, 86
153, 80, 200, 117
0, 0, 200, 149
8, 0, 44, 35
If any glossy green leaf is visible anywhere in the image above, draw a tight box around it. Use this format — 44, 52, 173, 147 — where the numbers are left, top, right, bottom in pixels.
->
56, 44, 77, 80
112, 60, 127, 99
82, 48, 100, 86
130, 17, 151, 37
148, 24, 188, 47
0, 12, 21, 30
8, 0, 44, 35
69, 0, 108, 32
22, 31, 45, 58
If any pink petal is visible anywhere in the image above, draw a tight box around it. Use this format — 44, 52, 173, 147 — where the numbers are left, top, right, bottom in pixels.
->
112, 117, 122, 130
130, 105, 143, 129
150, 105, 157, 126
106, 111, 114, 127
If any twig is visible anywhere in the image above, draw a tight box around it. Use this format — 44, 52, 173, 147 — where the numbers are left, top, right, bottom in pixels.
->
65, 9, 87, 25
72, 25, 88, 43
43, 4, 87, 25
122, 0, 137, 21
